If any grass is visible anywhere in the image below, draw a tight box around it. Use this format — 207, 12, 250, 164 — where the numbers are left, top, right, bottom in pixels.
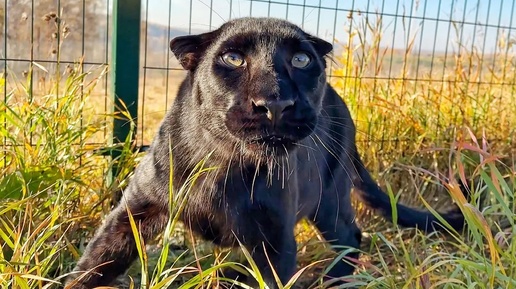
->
1, 11, 516, 289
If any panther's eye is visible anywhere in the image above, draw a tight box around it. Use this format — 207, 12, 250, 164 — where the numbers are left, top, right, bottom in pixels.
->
221, 51, 246, 68
291, 52, 311, 69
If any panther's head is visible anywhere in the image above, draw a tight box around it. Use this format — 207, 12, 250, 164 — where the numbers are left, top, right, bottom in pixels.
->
170, 17, 332, 160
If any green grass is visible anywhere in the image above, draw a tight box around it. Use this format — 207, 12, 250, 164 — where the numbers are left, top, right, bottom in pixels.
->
1, 12, 516, 289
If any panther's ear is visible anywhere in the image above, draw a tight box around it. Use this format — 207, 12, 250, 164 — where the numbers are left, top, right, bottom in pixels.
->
306, 34, 333, 56
170, 30, 218, 71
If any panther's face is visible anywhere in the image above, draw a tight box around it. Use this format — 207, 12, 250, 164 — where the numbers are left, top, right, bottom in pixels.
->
170, 18, 332, 159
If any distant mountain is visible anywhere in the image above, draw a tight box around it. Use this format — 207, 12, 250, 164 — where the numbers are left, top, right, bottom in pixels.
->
144, 22, 207, 53
146, 22, 205, 39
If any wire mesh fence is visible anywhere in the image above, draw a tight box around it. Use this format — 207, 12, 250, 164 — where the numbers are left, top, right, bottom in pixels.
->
137, 0, 516, 152
1, 0, 516, 155
1, 0, 112, 147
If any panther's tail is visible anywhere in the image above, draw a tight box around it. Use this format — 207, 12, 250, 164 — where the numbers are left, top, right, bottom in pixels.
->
352, 152, 466, 233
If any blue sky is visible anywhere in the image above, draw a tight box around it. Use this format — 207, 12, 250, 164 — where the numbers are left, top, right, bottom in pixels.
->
144, 0, 515, 54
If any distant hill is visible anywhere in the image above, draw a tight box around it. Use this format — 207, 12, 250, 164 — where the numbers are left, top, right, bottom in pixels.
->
145, 22, 205, 48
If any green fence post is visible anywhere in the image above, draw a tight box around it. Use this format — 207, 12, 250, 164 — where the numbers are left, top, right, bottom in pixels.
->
111, 0, 140, 144
110, 0, 141, 185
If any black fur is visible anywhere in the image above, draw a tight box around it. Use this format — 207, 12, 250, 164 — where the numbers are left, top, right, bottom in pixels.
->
65, 18, 465, 289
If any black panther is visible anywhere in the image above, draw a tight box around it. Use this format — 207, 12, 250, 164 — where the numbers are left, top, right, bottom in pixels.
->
65, 17, 465, 289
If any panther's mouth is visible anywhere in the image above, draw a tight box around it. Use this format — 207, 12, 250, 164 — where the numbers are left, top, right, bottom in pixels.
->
250, 135, 294, 146
260, 135, 292, 145
245, 135, 298, 156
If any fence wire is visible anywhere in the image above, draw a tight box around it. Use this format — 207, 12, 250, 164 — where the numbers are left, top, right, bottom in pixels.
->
138, 0, 516, 150
1, 0, 515, 155
1, 0, 111, 146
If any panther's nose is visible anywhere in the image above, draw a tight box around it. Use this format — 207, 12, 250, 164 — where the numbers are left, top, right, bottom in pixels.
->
252, 99, 295, 122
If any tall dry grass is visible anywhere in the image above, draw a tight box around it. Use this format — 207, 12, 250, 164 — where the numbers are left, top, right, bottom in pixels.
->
329, 12, 515, 218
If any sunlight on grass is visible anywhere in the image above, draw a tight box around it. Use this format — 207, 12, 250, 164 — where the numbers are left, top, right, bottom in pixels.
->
322, 12, 516, 288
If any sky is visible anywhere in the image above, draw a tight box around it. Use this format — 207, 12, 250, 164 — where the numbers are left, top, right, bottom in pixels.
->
142, 0, 516, 54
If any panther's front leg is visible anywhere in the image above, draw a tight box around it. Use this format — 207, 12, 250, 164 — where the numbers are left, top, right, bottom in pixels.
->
247, 229, 297, 288
64, 151, 170, 289
64, 194, 169, 289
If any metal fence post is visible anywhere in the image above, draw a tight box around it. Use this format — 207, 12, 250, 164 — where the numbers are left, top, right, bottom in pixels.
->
111, 0, 140, 146
110, 0, 141, 188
